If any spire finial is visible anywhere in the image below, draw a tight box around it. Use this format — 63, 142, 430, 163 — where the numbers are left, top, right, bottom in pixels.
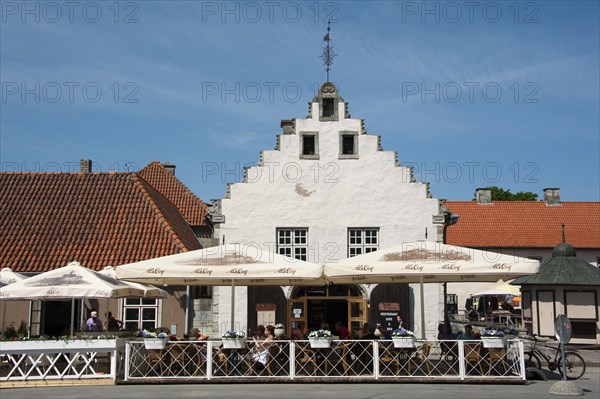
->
320, 20, 337, 82
561, 224, 566, 243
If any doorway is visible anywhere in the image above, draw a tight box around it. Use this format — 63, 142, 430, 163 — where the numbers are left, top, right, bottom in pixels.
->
289, 285, 366, 335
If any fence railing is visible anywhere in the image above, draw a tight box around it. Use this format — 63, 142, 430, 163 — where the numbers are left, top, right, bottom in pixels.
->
0, 339, 121, 381
123, 338, 525, 382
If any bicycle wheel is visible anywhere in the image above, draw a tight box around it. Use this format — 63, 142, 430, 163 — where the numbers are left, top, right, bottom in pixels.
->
525, 352, 542, 370
558, 352, 586, 380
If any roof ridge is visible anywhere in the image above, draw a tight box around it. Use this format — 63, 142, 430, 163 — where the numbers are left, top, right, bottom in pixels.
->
131, 173, 191, 252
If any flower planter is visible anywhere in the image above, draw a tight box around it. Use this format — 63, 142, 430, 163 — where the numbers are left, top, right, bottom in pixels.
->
392, 336, 416, 348
143, 338, 168, 350
309, 337, 333, 348
274, 328, 285, 337
222, 338, 245, 349
481, 336, 507, 348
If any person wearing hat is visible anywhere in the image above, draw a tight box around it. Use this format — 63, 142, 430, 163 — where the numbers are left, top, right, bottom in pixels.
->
86, 310, 104, 332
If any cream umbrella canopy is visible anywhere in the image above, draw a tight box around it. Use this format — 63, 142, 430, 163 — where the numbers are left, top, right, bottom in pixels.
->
0, 268, 27, 287
0, 261, 155, 335
324, 241, 540, 338
98, 266, 167, 299
115, 244, 326, 328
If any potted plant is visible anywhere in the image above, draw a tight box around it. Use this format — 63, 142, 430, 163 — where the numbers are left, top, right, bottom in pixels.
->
221, 330, 246, 349
274, 323, 285, 337
138, 328, 169, 350
308, 329, 333, 348
391, 328, 417, 348
481, 329, 507, 348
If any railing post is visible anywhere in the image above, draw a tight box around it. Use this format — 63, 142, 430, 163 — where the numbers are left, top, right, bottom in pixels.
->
124, 342, 130, 381
110, 347, 117, 381
373, 340, 379, 379
289, 341, 295, 380
458, 340, 465, 380
517, 339, 526, 380
206, 341, 213, 380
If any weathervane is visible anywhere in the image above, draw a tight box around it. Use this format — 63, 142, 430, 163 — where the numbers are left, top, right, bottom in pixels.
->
320, 20, 337, 83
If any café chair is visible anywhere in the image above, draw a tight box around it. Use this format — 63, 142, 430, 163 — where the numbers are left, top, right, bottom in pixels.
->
464, 342, 484, 375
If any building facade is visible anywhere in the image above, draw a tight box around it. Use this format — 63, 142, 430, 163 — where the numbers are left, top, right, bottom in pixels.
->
211, 83, 445, 338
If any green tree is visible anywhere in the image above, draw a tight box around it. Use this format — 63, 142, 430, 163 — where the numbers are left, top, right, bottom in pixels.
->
474, 186, 538, 201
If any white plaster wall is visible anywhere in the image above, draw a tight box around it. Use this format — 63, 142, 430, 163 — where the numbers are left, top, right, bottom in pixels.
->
218, 96, 442, 337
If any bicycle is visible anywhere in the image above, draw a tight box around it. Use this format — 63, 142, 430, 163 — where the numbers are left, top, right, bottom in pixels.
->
524, 334, 586, 380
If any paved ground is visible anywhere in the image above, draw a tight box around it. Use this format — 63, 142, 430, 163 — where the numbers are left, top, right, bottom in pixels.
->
1, 367, 598, 399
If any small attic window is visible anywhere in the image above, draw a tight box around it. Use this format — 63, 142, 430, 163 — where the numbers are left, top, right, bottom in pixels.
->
342, 135, 354, 155
300, 132, 319, 159
303, 135, 316, 155
322, 98, 335, 118
339, 131, 358, 159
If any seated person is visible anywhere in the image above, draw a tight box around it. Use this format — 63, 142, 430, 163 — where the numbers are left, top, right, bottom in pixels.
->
189, 327, 209, 341
246, 325, 275, 373
501, 301, 515, 311
437, 323, 456, 340
335, 322, 351, 340
456, 324, 476, 340
357, 323, 371, 338
375, 324, 392, 340
290, 322, 307, 340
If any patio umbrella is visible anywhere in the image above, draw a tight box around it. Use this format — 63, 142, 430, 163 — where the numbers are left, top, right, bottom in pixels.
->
324, 241, 540, 338
0, 268, 27, 288
0, 261, 153, 335
0, 268, 28, 332
471, 280, 521, 297
98, 266, 167, 299
115, 244, 326, 328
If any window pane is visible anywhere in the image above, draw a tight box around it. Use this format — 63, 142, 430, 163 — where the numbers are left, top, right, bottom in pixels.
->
125, 308, 139, 321
142, 298, 157, 305
342, 135, 354, 155
142, 308, 156, 321
303, 135, 316, 155
125, 298, 141, 306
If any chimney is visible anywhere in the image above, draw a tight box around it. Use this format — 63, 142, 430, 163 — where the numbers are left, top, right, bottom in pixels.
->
79, 159, 92, 173
544, 188, 560, 205
280, 119, 294, 135
476, 188, 492, 204
163, 162, 176, 175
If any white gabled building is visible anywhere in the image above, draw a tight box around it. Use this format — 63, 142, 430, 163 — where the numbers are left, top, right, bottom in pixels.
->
209, 83, 447, 339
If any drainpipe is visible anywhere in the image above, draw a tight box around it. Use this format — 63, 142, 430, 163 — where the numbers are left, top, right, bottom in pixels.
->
442, 213, 459, 335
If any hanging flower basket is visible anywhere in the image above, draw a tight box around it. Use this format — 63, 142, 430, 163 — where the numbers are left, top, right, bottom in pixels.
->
309, 337, 333, 348
144, 338, 168, 350
222, 338, 245, 349
392, 336, 416, 348
481, 336, 507, 348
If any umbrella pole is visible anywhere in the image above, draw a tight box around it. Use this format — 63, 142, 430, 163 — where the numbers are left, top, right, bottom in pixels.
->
230, 280, 235, 331
70, 299, 75, 336
419, 276, 425, 340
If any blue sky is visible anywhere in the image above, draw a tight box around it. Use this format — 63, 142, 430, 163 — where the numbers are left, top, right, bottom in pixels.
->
1, 0, 599, 202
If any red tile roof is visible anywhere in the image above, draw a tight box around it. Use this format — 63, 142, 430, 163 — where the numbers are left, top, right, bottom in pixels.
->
139, 161, 208, 226
0, 171, 201, 273
445, 201, 600, 249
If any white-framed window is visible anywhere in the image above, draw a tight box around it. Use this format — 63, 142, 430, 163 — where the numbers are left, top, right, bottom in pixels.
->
277, 228, 308, 260
348, 228, 379, 257
123, 298, 159, 330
